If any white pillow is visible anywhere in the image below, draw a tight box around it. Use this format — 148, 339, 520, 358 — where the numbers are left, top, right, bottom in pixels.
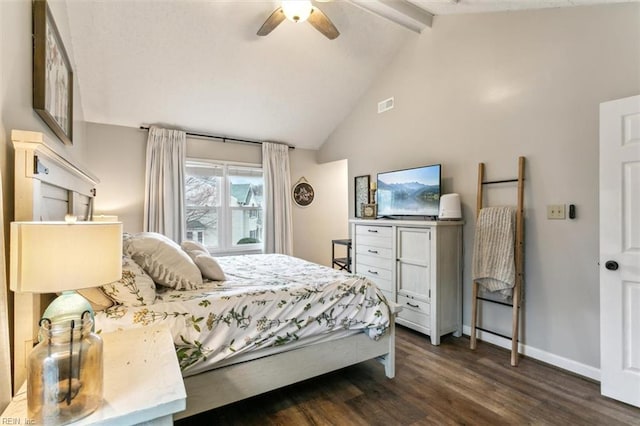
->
180, 241, 226, 281
180, 240, 208, 255
194, 254, 226, 281
77, 287, 114, 311
124, 232, 203, 290
101, 256, 156, 306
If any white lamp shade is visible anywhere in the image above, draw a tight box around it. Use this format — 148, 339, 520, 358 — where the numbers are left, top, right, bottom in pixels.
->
10, 222, 123, 293
92, 215, 119, 222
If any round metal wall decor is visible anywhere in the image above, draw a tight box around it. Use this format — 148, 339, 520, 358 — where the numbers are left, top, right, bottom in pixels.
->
292, 178, 314, 207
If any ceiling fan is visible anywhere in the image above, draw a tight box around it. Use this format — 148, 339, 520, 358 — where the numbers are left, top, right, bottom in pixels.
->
257, 0, 340, 40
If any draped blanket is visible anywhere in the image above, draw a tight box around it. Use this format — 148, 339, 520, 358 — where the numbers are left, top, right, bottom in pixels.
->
472, 207, 516, 297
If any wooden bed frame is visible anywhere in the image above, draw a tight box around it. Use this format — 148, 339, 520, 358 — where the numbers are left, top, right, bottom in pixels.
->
11, 130, 97, 391
10, 129, 399, 419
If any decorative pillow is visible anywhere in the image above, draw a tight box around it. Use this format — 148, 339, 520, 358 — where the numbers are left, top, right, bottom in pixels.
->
102, 256, 156, 306
180, 241, 226, 281
124, 232, 202, 290
122, 232, 133, 254
194, 254, 226, 281
77, 287, 114, 311
181, 240, 208, 254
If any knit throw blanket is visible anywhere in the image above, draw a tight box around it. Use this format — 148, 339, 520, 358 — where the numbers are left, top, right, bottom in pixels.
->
472, 206, 516, 297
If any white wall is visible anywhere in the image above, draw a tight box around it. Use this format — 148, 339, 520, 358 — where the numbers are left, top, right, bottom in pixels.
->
85, 123, 147, 232
85, 123, 347, 265
318, 3, 640, 373
290, 150, 348, 266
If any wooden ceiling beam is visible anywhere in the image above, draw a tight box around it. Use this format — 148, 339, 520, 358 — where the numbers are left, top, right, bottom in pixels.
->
347, 0, 434, 33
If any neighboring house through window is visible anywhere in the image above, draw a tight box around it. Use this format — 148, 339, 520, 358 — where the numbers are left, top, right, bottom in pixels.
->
185, 160, 263, 254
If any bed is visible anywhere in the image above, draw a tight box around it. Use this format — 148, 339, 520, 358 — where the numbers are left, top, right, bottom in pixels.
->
10, 129, 399, 420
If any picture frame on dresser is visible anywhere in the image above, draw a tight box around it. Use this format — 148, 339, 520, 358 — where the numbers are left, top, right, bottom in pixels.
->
33, 0, 74, 146
361, 203, 377, 219
354, 175, 370, 218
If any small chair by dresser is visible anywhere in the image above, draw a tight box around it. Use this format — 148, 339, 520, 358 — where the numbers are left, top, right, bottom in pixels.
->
331, 238, 352, 272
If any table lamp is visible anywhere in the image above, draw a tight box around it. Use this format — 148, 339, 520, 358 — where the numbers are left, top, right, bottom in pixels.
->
92, 215, 119, 223
10, 220, 122, 425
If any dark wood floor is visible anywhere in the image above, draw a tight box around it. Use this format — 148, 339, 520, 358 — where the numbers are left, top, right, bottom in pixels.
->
177, 326, 640, 425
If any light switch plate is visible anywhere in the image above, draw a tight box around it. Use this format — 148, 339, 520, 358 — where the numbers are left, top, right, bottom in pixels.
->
547, 204, 566, 219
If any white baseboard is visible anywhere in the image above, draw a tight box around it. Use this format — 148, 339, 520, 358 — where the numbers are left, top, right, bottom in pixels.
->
462, 325, 600, 382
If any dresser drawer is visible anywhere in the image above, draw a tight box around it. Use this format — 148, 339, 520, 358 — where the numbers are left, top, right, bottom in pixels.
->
356, 234, 392, 249
356, 253, 394, 272
355, 224, 393, 238
357, 262, 392, 281
356, 244, 393, 260
379, 289, 394, 304
397, 294, 430, 316
397, 296, 430, 329
366, 277, 393, 294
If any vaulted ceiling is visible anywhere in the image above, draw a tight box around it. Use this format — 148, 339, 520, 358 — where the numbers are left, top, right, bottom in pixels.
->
64, 0, 636, 149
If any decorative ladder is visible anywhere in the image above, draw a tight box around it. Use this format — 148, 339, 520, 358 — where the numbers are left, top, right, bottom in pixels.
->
470, 156, 525, 366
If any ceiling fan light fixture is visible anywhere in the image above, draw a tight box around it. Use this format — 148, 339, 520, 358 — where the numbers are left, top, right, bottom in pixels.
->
282, 0, 313, 23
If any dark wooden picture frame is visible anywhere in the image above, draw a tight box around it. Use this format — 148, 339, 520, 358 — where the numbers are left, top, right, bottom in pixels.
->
354, 175, 370, 218
361, 203, 377, 219
33, 0, 74, 145
292, 180, 314, 207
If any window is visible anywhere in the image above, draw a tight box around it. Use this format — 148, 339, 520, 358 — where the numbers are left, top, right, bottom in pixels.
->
185, 160, 263, 254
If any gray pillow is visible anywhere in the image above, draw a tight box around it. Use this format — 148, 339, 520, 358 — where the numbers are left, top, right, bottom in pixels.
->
194, 254, 226, 281
180, 240, 208, 254
180, 241, 226, 281
124, 232, 203, 290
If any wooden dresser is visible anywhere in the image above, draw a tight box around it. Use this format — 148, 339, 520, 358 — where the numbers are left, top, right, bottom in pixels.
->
350, 219, 463, 345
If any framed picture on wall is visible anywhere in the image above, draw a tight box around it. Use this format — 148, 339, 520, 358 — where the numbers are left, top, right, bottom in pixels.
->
354, 175, 370, 218
33, 0, 74, 145
292, 177, 314, 207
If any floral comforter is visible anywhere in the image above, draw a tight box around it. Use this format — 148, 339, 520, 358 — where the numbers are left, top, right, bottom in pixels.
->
95, 254, 391, 376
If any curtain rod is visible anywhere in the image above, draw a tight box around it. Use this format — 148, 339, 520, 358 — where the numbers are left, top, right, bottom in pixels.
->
139, 126, 295, 150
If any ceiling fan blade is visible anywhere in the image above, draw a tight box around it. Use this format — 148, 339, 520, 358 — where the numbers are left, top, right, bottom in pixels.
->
257, 7, 286, 36
307, 7, 339, 40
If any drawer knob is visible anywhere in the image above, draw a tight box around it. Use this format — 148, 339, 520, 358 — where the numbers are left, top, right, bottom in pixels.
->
368, 270, 378, 275
368, 249, 378, 254
367, 229, 378, 233
406, 302, 419, 308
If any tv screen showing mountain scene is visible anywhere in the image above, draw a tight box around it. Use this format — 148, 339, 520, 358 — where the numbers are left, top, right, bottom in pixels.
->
377, 164, 441, 217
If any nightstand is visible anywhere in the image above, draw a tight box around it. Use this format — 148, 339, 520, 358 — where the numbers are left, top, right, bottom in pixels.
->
1, 324, 186, 425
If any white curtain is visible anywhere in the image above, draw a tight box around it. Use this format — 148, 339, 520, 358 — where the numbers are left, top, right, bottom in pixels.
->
262, 142, 293, 255
144, 126, 186, 242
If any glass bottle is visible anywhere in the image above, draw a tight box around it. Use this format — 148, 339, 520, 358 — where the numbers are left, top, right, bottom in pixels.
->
27, 311, 103, 425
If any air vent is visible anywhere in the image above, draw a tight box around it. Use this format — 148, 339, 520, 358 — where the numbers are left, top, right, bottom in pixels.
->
377, 97, 394, 114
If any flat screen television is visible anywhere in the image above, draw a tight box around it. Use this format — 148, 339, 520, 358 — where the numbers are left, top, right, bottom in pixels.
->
376, 164, 441, 218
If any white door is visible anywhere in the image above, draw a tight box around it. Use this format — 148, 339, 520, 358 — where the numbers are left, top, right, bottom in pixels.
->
600, 94, 640, 407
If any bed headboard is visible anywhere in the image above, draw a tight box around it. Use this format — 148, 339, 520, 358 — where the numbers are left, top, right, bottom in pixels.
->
11, 129, 100, 390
